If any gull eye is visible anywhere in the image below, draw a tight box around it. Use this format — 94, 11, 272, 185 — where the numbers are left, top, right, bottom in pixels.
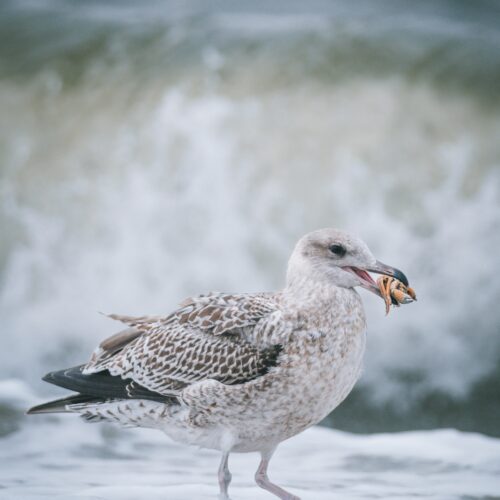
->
329, 244, 346, 257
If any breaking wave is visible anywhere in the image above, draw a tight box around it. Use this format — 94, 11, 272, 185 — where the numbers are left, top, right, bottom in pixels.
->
1, 0, 499, 435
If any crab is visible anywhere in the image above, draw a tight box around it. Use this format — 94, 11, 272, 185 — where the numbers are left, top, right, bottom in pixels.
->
377, 276, 417, 315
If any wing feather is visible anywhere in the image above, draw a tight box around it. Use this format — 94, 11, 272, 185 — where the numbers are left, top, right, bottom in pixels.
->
83, 293, 286, 397
88, 327, 142, 371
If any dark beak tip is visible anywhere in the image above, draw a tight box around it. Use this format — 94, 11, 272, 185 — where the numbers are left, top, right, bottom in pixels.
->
369, 261, 410, 287
393, 269, 409, 287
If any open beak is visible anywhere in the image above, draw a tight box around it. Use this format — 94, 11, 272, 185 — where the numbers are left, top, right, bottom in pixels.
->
367, 260, 409, 286
344, 260, 409, 297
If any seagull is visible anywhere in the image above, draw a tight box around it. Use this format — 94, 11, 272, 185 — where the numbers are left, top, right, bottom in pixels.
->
28, 228, 410, 500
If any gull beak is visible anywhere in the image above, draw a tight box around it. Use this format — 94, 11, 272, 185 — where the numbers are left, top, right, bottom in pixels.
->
366, 260, 409, 287
344, 260, 409, 298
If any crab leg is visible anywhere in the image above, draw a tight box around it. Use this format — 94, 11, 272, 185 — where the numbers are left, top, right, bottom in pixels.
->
377, 276, 393, 315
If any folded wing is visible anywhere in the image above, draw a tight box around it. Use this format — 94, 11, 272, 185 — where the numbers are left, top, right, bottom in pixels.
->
82, 293, 285, 398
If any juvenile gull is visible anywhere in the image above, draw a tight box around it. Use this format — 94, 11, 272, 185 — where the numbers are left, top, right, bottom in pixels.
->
28, 228, 411, 500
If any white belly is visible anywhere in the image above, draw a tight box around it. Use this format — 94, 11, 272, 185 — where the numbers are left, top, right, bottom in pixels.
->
166, 321, 367, 453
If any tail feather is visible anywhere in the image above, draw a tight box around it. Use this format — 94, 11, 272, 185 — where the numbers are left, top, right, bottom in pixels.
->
27, 364, 177, 416
41, 365, 174, 403
42, 365, 128, 398
26, 394, 105, 415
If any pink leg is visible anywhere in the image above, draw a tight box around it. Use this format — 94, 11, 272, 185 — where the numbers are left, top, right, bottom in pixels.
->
218, 451, 232, 499
255, 448, 300, 500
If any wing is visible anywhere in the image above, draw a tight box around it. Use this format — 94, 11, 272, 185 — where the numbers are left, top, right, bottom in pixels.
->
83, 293, 287, 397
87, 327, 143, 369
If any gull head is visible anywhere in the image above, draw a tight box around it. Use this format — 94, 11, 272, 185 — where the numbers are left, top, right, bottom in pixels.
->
286, 228, 409, 298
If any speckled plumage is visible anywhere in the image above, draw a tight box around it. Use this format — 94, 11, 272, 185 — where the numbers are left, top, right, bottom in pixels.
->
76, 283, 366, 453
29, 228, 406, 500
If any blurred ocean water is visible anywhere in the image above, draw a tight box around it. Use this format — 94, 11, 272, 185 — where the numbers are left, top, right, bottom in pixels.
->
1, 382, 500, 499
0, 2, 500, 496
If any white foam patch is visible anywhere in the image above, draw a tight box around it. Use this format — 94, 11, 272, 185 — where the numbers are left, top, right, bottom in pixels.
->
1, 416, 499, 499
0, 379, 38, 406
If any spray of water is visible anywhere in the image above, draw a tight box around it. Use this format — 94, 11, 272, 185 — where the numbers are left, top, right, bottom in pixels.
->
1, 1, 499, 434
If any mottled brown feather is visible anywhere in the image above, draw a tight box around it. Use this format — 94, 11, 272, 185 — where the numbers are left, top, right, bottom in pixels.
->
84, 293, 284, 397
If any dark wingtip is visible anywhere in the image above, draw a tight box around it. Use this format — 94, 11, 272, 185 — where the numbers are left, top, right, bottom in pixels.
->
25, 405, 50, 415
26, 402, 53, 415
26, 393, 103, 415
41, 372, 54, 383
